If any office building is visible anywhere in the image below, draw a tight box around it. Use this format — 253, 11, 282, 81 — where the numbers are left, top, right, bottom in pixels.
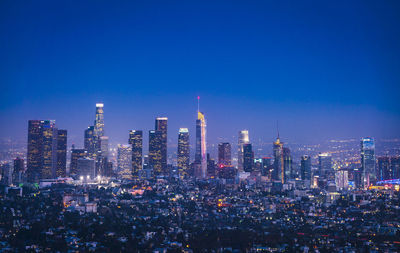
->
70, 149, 88, 177
155, 117, 168, 173
243, 143, 254, 172
149, 130, 163, 175
273, 136, 284, 183
26, 120, 62, 182
361, 137, 375, 187
129, 130, 143, 179
300, 155, 311, 181
84, 126, 95, 156
218, 142, 232, 166
195, 107, 207, 178
238, 130, 250, 171
56, 129, 67, 177
13, 157, 24, 185
318, 153, 332, 178
177, 128, 190, 178
117, 144, 132, 180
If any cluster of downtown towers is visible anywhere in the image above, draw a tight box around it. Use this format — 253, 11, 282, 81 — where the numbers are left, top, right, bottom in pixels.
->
25, 103, 380, 189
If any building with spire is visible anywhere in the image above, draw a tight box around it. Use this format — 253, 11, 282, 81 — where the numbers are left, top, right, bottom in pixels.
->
195, 96, 207, 179
273, 135, 284, 184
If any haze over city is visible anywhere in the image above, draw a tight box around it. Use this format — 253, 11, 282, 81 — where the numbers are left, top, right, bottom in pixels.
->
1, 1, 399, 147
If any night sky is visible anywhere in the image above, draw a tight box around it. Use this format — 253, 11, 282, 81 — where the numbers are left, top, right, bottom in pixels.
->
1, 1, 399, 148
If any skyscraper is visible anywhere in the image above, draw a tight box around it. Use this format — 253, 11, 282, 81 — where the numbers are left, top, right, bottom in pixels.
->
243, 143, 254, 173
300, 155, 311, 181
218, 142, 232, 166
149, 130, 163, 175
155, 117, 168, 173
13, 157, 24, 185
377, 156, 392, 181
94, 103, 105, 138
84, 126, 95, 156
195, 97, 207, 178
361, 137, 375, 188
56, 129, 67, 177
129, 130, 143, 179
99, 136, 109, 159
238, 130, 250, 172
117, 144, 132, 180
283, 147, 292, 181
273, 136, 284, 184
177, 128, 190, 179
70, 149, 87, 177
27, 120, 59, 182
318, 153, 332, 178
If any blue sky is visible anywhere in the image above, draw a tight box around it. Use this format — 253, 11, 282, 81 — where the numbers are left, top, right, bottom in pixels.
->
0, 0, 399, 147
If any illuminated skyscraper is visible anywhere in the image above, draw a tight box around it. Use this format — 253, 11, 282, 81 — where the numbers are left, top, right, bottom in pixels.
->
273, 136, 284, 183
243, 143, 254, 172
27, 120, 59, 182
218, 142, 232, 166
56, 129, 67, 177
155, 117, 168, 173
177, 128, 190, 178
129, 130, 143, 179
238, 130, 250, 171
117, 144, 132, 180
195, 97, 207, 178
361, 137, 375, 188
94, 103, 104, 137
149, 130, 163, 175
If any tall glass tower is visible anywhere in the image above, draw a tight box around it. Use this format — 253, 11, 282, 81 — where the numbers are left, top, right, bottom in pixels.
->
273, 136, 284, 184
155, 117, 168, 173
195, 97, 207, 178
177, 128, 190, 178
238, 130, 250, 172
129, 130, 143, 179
361, 137, 375, 188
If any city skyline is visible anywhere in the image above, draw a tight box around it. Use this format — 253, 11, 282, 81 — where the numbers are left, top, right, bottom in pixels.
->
1, 1, 400, 146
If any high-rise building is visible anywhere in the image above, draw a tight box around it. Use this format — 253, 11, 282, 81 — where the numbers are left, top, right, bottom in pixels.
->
392, 157, 400, 179
283, 147, 292, 181
273, 136, 284, 183
117, 144, 132, 180
300, 155, 311, 181
84, 126, 95, 156
99, 136, 109, 158
238, 130, 250, 172
261, 157, 272, 177
13, 157, 24, 185
243, 143, 254, 173
77, 157, 96, 179
149, 130, 163, 175
377, 156, 391, 181
70, 149, 87, 177
335, 169, 349, 190
27, 120, 60, 182
218, 142, 232, 166
195, 101, 207, 178
129, 130, 143, 179
56, 129, 67, 177
207, 153, 217, 178
155, 117, 168, 172
94, 103, 105, 138
361, 137, 375, 188
318, 153, 332, 178
177, 128, 190, 178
